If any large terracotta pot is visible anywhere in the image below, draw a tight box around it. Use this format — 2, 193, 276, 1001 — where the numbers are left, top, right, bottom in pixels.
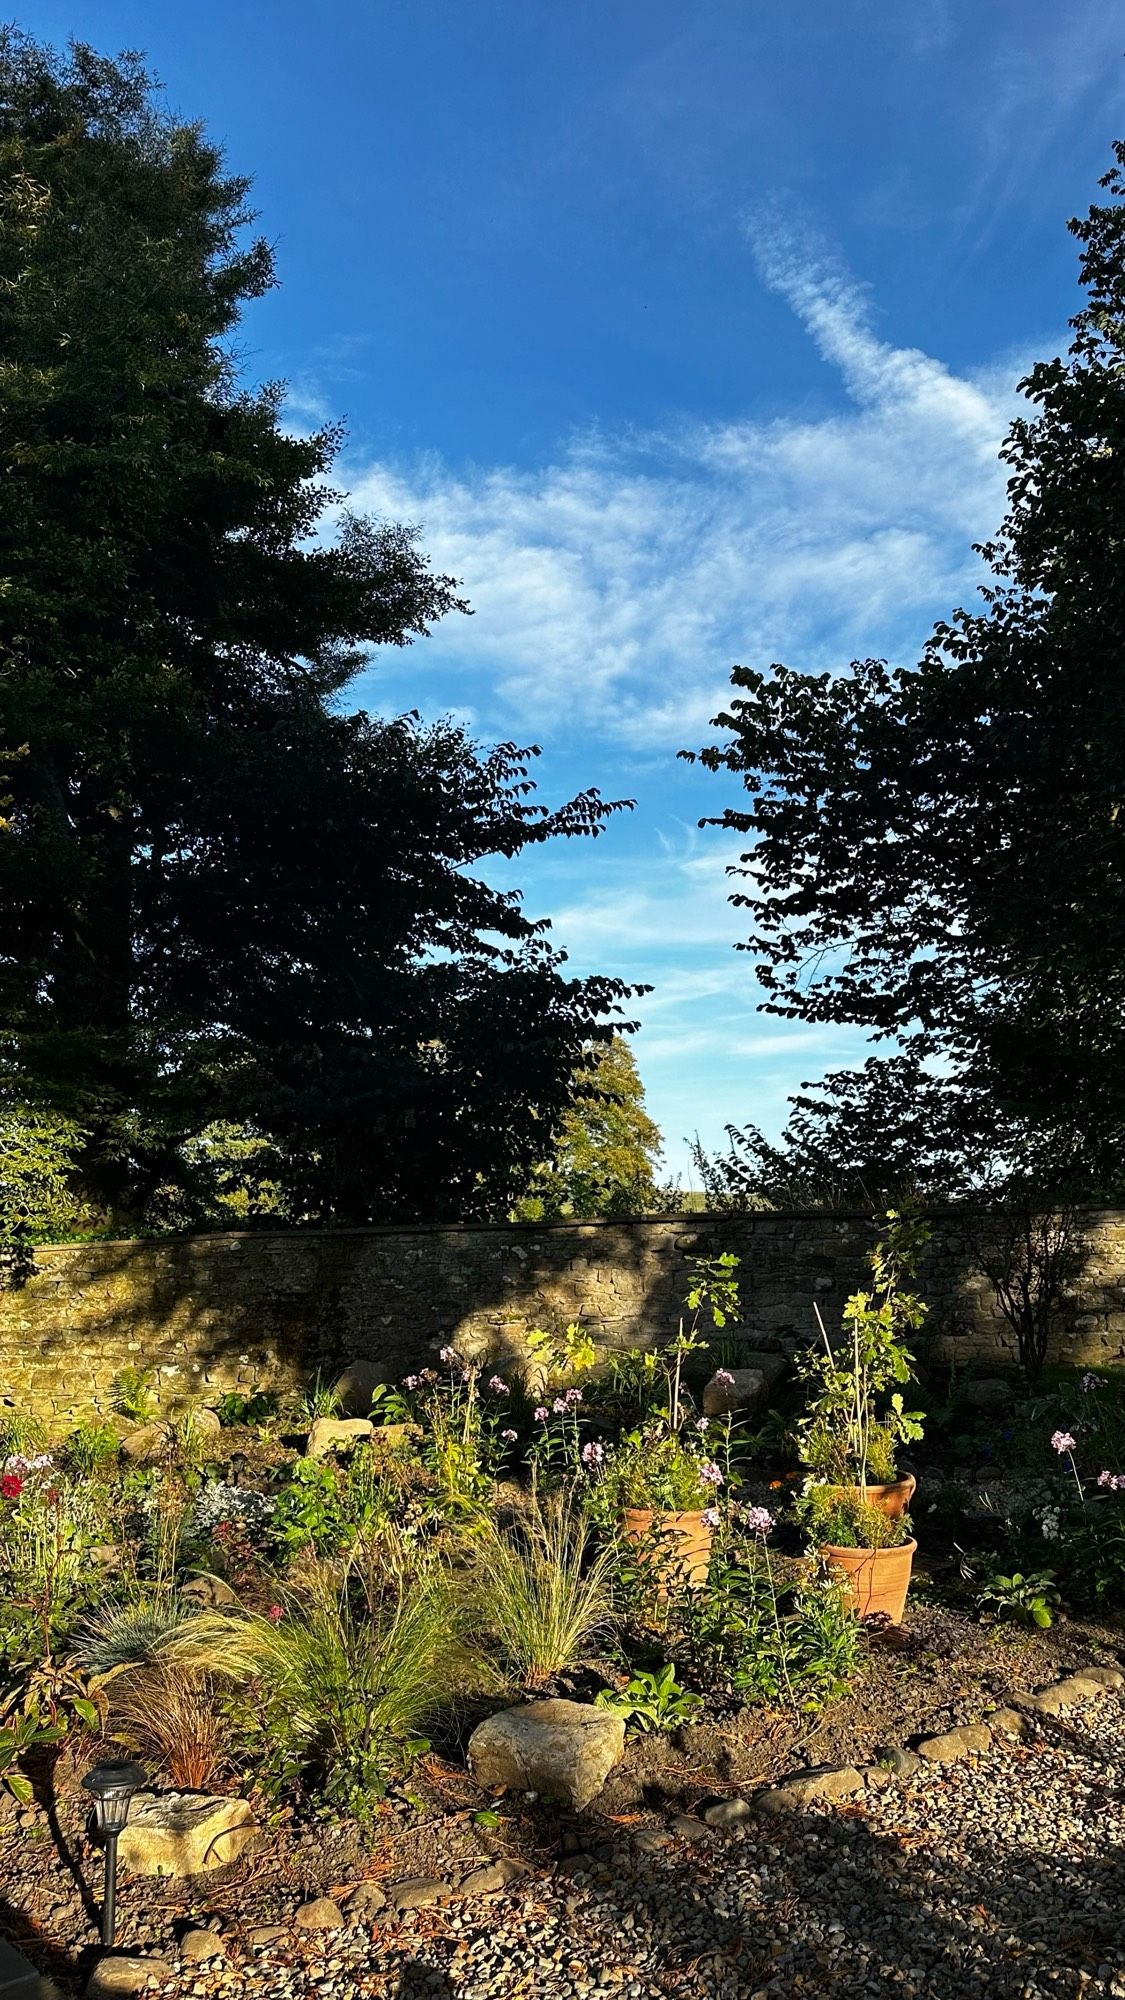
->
828, 1473, 916, 1521
821, 1537, 917, 1624
621, 1508, 713, 1588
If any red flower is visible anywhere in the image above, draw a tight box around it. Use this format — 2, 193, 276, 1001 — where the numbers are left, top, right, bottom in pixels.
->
267, 1604, 283, 1623
1, 1474, 23, 1500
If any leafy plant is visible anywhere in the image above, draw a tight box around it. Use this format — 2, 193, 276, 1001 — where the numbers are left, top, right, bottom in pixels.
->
113, 1367, 158, 1426
270, 1457, 348, 1555
594, 1662, 702, 1733
60, 1418, 120, 1479
674, 1537, 862, 1710
0, 1690, 66, 1801
977, 1569, 1060, 1629
798, 1485, 913, 1552
295, 1374, 343, 1424
796, 1209, 927, 1490
593, 1426, 723, 1515
215, 1387, 281, 1429
466, 1494, 616, 1693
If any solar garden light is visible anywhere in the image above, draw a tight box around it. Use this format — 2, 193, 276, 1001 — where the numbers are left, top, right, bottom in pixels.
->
83, 1760, 148, 1947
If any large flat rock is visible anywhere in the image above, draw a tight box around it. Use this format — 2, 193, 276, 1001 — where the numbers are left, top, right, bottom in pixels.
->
116, 1791, 259, 1877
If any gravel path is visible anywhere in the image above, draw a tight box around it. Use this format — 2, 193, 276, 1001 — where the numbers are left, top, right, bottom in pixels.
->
143, 1693, 1125, 2000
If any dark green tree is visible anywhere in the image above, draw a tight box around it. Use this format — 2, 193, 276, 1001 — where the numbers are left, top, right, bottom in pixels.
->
0, 33, 634, 1229
513, 1035, 664, 1219
688, 147, 1125, 1196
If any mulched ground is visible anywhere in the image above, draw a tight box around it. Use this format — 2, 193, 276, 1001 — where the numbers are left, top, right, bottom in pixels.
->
3, 1603, 1123, 1997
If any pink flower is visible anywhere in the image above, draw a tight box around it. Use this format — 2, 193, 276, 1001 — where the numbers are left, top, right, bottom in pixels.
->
501, 1428, 518, 1443
552, 1397, 569, 1415
743, 1505, 774, 1537
698, 1462, 724, 1488
267, 1604, 283, 1623
1097, 1469, 1125, 1491
0, 1474, 22, 1501
714, 1369, 736, 1387
565, 1387, 583, 1405
488, 1376, 509, 1395
1051, 1430, 1077, 1455
533, 1406, 549, 1422
700, 1507, 721, 1529
439, 1345, 457, 1365
581, 1441, 604, 1468
402, 1374, 420, 1391
694, 1417, 710, 1433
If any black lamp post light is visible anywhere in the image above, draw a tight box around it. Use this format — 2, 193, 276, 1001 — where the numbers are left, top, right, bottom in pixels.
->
82, 1760, 148, 1947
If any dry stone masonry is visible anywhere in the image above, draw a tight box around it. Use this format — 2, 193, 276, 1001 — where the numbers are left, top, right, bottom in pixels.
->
2, 1208, 1124, 1420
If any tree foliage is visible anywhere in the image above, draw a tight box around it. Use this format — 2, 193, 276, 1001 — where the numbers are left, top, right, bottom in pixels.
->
513, 1035, 664, 1219
688, 147, 1125, 1196
0, 32, 635, 1230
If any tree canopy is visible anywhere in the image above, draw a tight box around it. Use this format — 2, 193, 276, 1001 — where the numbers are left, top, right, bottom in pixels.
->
513, 1035, 665, 1219
0, 32, 635, 1231
688, 145, 1125, 1200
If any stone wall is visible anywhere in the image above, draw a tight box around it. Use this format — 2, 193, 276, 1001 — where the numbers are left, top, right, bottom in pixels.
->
2, 1209, 1124, 1421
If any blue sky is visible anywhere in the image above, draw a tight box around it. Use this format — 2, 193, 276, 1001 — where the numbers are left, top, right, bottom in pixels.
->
25, 0, 1125, 1178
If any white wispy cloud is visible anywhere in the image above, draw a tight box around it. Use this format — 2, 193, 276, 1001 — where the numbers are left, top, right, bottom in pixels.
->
340, 212, 1022, 751
326, 218, 1036, 1167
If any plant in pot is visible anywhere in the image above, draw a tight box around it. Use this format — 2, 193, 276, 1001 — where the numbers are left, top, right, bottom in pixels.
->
795, 1210, 928, 1622
586, 1254, 741, 1588
591, 1424, 726, 1588
797, 1485, 916, 1624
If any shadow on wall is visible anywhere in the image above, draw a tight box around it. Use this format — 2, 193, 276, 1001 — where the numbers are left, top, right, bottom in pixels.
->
0, 1207, 1119, 1421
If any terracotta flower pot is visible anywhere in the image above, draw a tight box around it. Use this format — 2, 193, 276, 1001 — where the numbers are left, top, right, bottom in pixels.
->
621, 1507, 713, 1588
828, 1473, 916, 1520
820, 1537, 917, 1624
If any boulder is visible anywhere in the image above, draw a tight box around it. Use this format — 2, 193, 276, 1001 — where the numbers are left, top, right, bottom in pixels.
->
701, 1368, 769, 1420
877, 1745, 920, 1781
985, 1707, 1027, 1739
388, 1878, 450, 1912
116, 1791, 259, 1877
344, 1882, 388, 1916
467, 1699, 626, 1811
294, 1897, 344, 1931
332, 1359, 390, 1417
915, 1724, 992, 1763
120, 1423, 175, 1465
741, 1350, 788, 1388
754, 1764, 864, 1812
703, 1796, 752, 1830
1017, 1674, 1107, 1717
306, 1416, 375, 1459
455, 1858, 528, 1897
181, 1573, 242, 1611
1077, 1663, 1125, 1690
86, 1959, 171, 1998
178, 1930, 225, 1963
960, 1378, 1015, 1413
